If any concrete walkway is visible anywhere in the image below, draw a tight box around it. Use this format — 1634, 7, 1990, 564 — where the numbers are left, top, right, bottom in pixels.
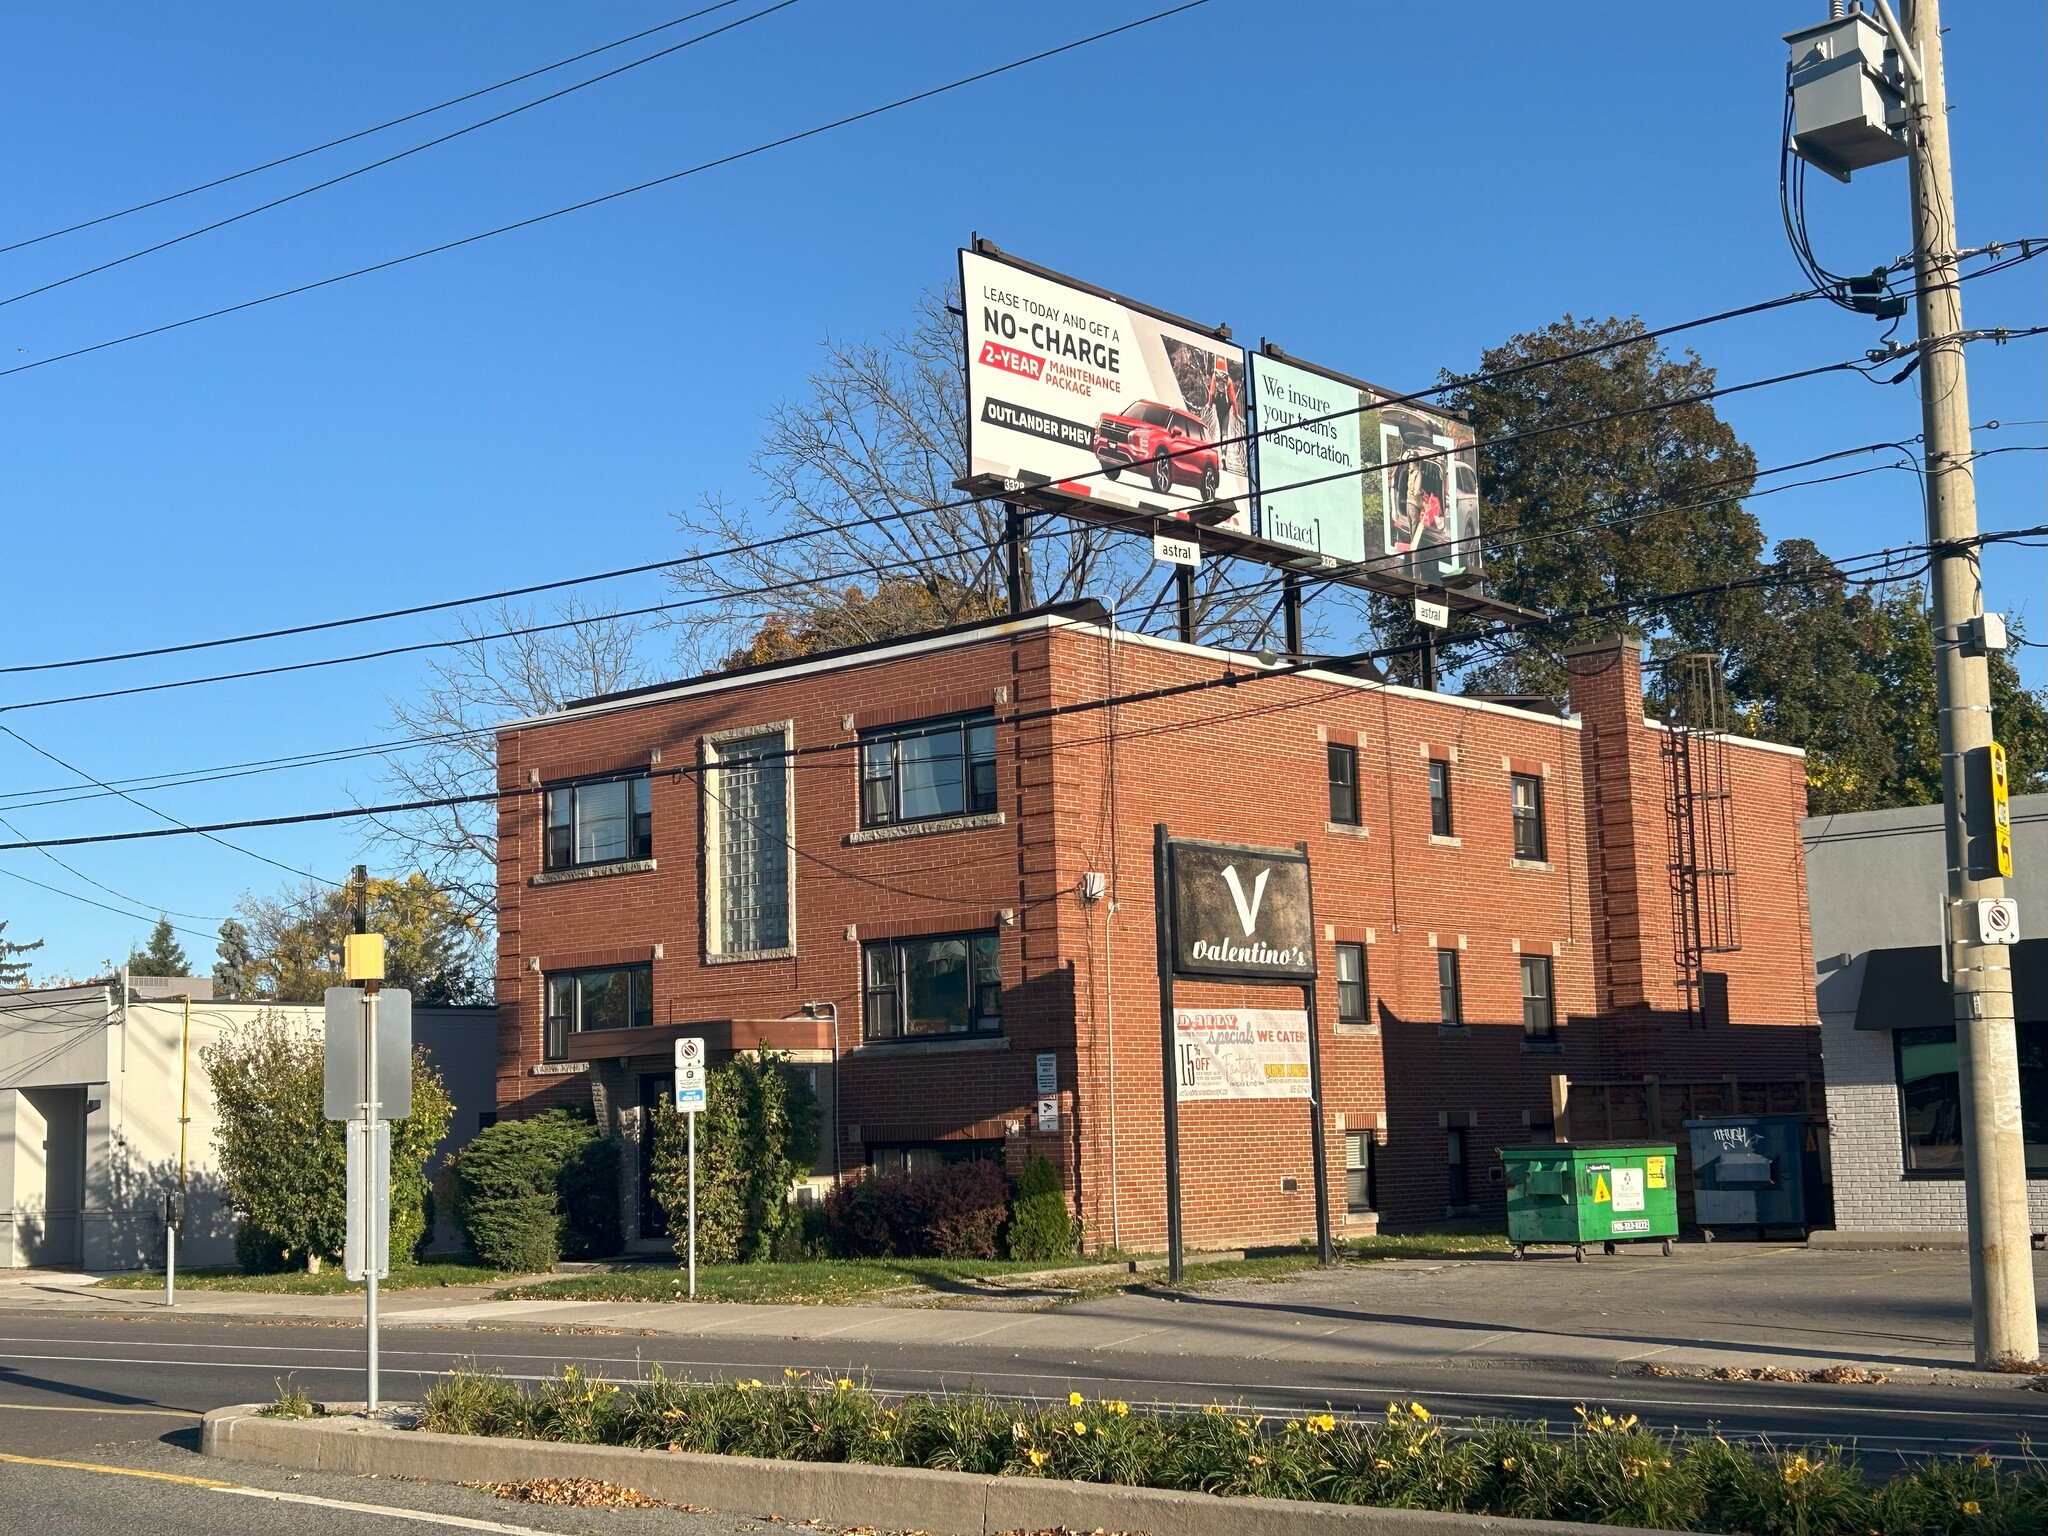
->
4, 1244, 2040, 1385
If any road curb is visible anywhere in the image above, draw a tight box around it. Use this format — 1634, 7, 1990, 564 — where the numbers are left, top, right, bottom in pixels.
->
201, 1404, 1674, 1536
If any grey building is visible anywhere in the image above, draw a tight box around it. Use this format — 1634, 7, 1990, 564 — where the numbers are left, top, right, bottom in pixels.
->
0, 975, 495, 1271
1804, 794, 2046, 1237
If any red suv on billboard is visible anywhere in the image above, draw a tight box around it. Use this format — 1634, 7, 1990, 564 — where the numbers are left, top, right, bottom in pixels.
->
1093, 401, 1221, 500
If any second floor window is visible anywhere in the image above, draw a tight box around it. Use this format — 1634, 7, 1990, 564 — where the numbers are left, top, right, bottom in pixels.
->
708, 732, 790, 955
544, 962, 653, 1059
1438, 948, 1463, 1026
1428, 759, 1453, 836
861, 714, 997, 827
1511, 773, 1547, 861
863, 931, 1002, 1041
1327, 744, 1360, 825
1335, 942, 1369, 1023
544, 776, 651, 869
1521, 954, 1555, 1038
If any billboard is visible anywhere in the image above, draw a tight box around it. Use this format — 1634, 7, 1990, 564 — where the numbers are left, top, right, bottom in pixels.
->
1248, 352, 1484, 588
962, 248, 1250, 531
1166, 837, 1315, 981
1172, 1007, 1312, 1102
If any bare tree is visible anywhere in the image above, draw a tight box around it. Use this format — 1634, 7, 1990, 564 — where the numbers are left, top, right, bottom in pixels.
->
669, 287, 1278, 656
366, 597, 656, 919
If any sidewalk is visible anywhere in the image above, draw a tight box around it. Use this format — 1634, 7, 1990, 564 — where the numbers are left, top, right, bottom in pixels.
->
5, 1243, 2037, 1385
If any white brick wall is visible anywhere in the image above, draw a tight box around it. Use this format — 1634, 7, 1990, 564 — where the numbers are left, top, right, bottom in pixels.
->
1821, 1010, 2048, 1231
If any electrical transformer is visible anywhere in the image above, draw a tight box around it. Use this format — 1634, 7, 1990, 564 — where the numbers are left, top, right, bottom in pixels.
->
1784, 11, 1909, 181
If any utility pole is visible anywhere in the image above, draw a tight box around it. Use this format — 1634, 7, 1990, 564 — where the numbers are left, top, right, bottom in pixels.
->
1902, 0, 2036, 1366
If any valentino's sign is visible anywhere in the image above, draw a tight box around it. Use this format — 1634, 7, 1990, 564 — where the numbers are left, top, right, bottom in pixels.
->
1166, 839, 1316, 981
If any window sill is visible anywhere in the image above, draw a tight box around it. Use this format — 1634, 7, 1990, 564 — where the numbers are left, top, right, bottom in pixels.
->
846, 811, 1005, 845
1521, 1038, 1564, 1054
1428, 834, 1461, 848
1325, 821, 1370, 838
1437, 1024, 1471, 1039
855, 1034, 1010, 1058
704, 945, 796, 966
1509, 858, 1552, 872
1335, 1020, 1379, 1037
530, 857, 656, 887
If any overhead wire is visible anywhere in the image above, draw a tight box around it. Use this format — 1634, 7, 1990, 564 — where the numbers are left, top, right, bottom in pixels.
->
0, 0, 803, 313
0, 0, 1218, 383
3, 521, 2037, 856
0, 1, 759, 257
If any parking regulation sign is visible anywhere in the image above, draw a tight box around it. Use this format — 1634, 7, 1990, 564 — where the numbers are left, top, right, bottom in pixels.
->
673, 1036, 707, 1113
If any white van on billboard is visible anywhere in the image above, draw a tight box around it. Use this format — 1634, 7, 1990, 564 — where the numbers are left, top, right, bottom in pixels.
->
961, 248, 1249, 530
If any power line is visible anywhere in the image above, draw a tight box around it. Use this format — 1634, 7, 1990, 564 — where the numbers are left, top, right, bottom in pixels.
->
0, 0, 803, 313
3, 522, 2036, 856
6, 244, 2035, 681
0, 2, 758, 258
0, 862, 217, 944
0, 1, 1217, 383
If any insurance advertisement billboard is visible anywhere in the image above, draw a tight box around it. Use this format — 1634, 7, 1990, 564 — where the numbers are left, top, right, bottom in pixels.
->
1248, 352, 1484, 588
962, 248, 1250, 531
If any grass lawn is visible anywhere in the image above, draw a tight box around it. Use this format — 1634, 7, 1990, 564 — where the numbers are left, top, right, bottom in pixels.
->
1348, 1230, 1510, 1260
94, 1255, 508, 1294
495, 1256, 1104, 1305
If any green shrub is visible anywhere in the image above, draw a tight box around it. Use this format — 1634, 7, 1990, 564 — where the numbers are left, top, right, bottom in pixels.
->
1004, 1151, 1078, 1261
203, 1010, 453, 1272
452, 1109, 621, 1272
648, 1050, 819, 1265
413, 1371, 2048, 1532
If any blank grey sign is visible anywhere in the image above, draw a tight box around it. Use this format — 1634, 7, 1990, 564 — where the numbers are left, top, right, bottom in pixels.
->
323, 986, 414, 1120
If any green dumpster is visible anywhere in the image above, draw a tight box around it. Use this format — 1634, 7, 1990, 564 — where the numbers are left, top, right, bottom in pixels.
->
1500, 1143, 1680, 1261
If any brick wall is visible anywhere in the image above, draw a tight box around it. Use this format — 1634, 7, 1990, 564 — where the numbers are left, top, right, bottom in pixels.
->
495, 613, 1821, 1248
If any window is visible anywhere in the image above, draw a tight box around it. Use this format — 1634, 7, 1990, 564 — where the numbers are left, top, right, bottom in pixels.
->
1511, 773, 1546, 861
1520, 954, 1555, 1039
707, 731, 790, 955
544, 963, 654, 1059
1446, 1127, 1470, 1207
1437, 949, 1463, 1026
1335, 942, 1369, 1024
863, 931, 1003, 1042
1327, 744, 1360, 825
867, 1141, 1002, 1176
1428, 759, 1453, 836
1344, 1131, 1373, 1214
544, 776, 652, 869
860, 713, 997, 828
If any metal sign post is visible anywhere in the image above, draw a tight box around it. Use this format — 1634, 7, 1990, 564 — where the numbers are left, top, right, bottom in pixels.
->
325, 930, 410, 1414
674, 1037, 706, 1299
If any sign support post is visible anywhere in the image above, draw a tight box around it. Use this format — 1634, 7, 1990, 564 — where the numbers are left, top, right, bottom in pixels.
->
361, 977, 380, 1412
674, 1037, 707, 1299
1152, 825, 1184, 1283
1298, 842, 1333, 1266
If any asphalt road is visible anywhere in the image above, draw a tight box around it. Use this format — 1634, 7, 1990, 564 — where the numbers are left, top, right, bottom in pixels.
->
1, 1309, 2040, 1469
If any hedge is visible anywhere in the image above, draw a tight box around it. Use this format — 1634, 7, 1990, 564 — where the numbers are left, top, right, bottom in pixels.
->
825, 1160, 1010, 1259
452, 1110, 620, 1272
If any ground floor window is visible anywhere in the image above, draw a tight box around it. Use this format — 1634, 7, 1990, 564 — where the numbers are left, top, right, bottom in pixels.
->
1344, 1131, 1373, 1214
866, 1140, 1003, 1176
1896, 1022, 2048, 1175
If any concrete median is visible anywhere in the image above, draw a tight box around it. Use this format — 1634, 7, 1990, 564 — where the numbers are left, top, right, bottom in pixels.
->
201, 1404, 1673, 1536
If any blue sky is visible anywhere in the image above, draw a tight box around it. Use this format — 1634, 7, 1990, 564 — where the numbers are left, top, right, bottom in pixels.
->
1, 1, 2042, 980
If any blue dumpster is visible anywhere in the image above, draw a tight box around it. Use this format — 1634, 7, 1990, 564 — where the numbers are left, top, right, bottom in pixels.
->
1683, 1115, 1823, 1240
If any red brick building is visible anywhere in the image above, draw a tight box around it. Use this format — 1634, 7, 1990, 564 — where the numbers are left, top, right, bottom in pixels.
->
493, 602, 1820, 1249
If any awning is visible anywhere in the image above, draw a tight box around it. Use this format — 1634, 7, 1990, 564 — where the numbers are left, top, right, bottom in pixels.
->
1853, 938, 2047, 1029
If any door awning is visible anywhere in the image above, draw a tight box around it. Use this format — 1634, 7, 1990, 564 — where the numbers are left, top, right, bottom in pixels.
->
1853, 938, 2047, 1029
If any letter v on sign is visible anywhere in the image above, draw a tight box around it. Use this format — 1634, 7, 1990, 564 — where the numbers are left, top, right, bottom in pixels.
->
1219, 864, 1270, 937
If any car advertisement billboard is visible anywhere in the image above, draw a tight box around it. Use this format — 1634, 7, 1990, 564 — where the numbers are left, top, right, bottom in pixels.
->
1248, 352, 1484, 588
961, 248, 1250, 531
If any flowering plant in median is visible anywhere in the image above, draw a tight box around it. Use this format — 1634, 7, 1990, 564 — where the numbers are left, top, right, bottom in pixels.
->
418, 1370, 2046, 1533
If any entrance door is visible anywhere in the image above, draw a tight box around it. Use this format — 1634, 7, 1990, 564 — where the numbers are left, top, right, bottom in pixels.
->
20, 1087, 86, 1268
638, 1073, 671, 1241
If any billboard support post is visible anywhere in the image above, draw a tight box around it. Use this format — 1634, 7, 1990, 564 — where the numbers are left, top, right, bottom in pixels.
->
1153, 824, 1184, 1284
1003, 504, 1026, 616
1298, 841, 1333, 1266
1282, 574, 1303, 656
1174, 567, 1195, 645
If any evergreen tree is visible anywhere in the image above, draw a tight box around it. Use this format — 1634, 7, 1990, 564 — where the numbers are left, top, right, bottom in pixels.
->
127, 915, 190, 977
0, 917, 43, 988
213, 918, 255, 1000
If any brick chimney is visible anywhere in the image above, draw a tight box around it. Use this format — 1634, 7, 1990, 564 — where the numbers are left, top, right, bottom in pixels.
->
1564, 637, 1653, 1018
